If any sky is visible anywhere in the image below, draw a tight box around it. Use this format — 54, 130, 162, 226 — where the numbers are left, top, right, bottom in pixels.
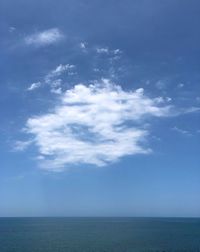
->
0, 0, 200, 217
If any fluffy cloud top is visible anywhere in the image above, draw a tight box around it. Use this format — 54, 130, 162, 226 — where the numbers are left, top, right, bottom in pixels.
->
25, 28, 63, 47
24, 80, 171, 171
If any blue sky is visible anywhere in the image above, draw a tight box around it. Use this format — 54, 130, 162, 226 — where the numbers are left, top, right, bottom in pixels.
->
0, 0, 200, 217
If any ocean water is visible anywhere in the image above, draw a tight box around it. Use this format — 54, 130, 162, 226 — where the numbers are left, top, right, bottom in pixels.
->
0, 218, 200, 252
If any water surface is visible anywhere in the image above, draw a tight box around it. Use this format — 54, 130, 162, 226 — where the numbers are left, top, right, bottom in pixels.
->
0, 217, 200, 252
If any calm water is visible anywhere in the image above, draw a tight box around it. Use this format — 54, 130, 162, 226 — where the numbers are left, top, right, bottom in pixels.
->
0, 218, 200, 252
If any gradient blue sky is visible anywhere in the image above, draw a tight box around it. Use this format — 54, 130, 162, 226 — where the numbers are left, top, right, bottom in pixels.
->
0, 0, 200, 217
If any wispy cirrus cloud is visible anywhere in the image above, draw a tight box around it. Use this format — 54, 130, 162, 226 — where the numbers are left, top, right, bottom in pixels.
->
24, 28, 64, 47
96, 47, 121, 54
171, 126, 192, 136
96, 47, 109, 54
155, 80, 167, 90
27, 64, 75, 92
27, 82, 42, 91
13, 140, 33, 151
45, 64, 75, 83
22, 79, 172, 171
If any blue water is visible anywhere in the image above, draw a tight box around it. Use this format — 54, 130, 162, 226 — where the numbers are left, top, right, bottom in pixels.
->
0, 218, 200, 252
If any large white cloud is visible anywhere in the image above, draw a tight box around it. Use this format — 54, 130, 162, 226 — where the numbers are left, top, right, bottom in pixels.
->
24, 28, 63, 47
24, 80, 172, 171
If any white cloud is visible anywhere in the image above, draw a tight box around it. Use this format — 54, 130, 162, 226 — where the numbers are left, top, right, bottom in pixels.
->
13, 140, 33, 151
45, 64, 75, 82
80, 42, 87, 51
96, 47, 109, 54
27, 82, 41, 91
155, 80, 166, 90
27, 64, 75, 92
9, 26, 16, 33
181, 107, 200, 114
23, 80, 172, 171
113, 49, 122, 55
80, 42, 86, 49
50, 87, 62, 94
177, 83, 184, 88
24, 28, 63, 47
171, 127, 191, 136
96, 47, 122, 56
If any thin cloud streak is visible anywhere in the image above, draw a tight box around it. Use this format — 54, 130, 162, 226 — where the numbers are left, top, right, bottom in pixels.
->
24, 28, 64, 47
27, 64, 75, 92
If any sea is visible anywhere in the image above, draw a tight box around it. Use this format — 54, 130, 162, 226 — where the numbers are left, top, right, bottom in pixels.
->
0, 217, 200, 252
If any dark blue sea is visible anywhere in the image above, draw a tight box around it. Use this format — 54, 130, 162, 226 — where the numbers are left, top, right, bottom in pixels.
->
0, 217, 200, 252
